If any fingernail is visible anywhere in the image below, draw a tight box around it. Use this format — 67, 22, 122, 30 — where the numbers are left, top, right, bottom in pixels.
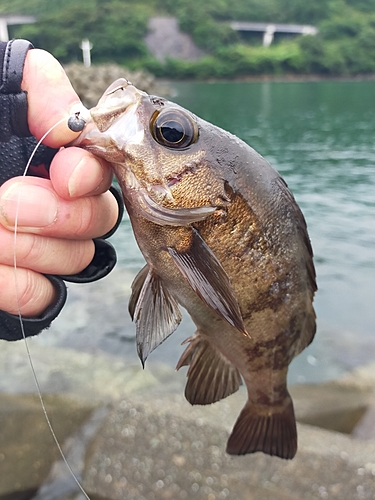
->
0, 183, 58, 228
68, 156, 104, 197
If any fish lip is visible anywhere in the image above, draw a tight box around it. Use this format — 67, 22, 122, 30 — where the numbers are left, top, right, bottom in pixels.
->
71, 83, 145, 152
70, 120, 110, 154
89, 80, 144, 133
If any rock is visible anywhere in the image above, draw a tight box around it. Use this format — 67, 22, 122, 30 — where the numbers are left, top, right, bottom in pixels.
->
81, 393, 375, 500
0, 393, 95, 498
328, 362, 375, 438
3, 337, 375, 500
0, 341, 161, 401
63, 63, 162, 108
337, 362, 375, 390
145, 17, 206, 62
32, 406, 109, 500
290, 383, 373, 434
353, 403, 375, 440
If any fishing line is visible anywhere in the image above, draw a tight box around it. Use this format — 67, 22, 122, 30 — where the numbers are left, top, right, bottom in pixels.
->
12, 117, 91, 500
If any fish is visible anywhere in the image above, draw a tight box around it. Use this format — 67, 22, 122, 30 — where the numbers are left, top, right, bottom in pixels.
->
73, 78, 317, 459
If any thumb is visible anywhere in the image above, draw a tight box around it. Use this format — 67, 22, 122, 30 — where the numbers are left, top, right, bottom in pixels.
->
22, 49, 82, 148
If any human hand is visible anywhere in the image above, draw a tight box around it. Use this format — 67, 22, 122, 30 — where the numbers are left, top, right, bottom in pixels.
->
0, 49, 119, 317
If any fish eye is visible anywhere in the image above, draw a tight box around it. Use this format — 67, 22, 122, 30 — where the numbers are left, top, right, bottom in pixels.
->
150, 109, 198, 149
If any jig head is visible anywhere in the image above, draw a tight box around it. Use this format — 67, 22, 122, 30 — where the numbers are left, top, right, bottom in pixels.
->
68, 112, 86, 132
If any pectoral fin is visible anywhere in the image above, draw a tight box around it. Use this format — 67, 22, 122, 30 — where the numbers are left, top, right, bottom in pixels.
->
129, 265, 182, 365
128, 264, 149, 320
168, 228, 248, 336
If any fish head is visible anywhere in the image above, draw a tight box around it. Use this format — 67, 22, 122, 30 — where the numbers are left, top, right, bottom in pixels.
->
73, 78, 233, 225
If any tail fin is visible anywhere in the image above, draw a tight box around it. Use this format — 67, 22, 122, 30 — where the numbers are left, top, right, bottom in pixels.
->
226, 396, 297, 459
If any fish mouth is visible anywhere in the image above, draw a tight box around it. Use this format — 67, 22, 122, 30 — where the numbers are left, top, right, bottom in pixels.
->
71, 78, 145, 157
90, 79, 146, 134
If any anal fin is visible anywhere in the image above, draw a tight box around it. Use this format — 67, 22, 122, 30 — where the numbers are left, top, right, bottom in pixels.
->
226, 395, 297, 459
129, 265, 182, 365
177, 334, 242, 405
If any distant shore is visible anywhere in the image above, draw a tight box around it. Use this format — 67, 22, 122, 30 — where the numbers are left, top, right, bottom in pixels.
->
234, 72, 375, 83
160, 72, 375, 85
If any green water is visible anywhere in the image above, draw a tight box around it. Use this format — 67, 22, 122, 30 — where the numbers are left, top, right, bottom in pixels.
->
112, 80, 375, 383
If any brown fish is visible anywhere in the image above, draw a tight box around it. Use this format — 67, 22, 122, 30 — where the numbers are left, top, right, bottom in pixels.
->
73, 79, 317, 459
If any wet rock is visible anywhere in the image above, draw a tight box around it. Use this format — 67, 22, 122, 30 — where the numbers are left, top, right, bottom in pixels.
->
0, 393, 95, 498
0, 341, 161, 401
32, 407, 109, 500
40, 267, 138, 357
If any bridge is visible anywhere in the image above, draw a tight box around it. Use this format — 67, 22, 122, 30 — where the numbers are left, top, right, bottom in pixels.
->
230, 22, 318, 47
0, 15, 37, 42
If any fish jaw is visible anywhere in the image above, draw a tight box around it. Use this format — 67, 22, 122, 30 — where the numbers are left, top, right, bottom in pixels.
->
90, 78, 147, 134
72, 79, 145, 162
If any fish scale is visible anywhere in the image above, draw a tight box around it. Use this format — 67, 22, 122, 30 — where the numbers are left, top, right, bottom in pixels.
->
73, 78, 316, 460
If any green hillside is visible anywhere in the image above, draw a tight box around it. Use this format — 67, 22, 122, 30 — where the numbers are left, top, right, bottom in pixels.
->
3, 0, 375, 77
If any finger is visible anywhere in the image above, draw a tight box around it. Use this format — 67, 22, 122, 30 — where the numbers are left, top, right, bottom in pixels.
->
0, 264, 56, 317
0, 177, 119, 239
49, 147, 113, 199
0, 225, 95, 275
22, 49, 82, 148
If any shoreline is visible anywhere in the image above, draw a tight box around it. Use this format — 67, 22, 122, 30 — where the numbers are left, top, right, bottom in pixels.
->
159, 72, 375, 85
